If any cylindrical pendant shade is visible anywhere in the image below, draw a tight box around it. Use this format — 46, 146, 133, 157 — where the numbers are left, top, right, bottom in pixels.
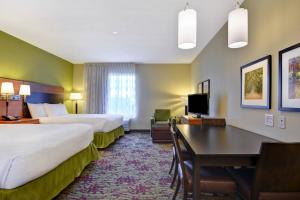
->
178, 8, 197, 49
228, 8, 248, 48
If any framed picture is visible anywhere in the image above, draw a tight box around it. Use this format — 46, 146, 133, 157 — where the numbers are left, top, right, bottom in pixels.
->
197, 82, 203, 94
202, 79, 210, 96
279, 43, 300, 112
240, 55, 272, 109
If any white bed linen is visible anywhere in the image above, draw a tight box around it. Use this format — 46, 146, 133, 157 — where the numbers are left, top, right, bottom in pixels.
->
39, 114, 123, 133
0, 124, 93, 189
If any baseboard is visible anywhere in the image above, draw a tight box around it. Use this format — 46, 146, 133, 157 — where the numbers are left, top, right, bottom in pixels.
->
130, 129, 150, 133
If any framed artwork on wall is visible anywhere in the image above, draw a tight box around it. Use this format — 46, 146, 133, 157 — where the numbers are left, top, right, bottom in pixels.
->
240, 55, 272, 109
197, 82, 203, 94
279, 43, 300, 112
202, 79, 210, 96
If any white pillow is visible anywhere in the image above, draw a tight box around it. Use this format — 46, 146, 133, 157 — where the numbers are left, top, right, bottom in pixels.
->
27, 103, 48, 119
44, 103, 68, 117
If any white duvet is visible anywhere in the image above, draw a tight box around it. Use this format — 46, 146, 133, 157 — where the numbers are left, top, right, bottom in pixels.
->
39, 114, 123, 133
0, 124, 94, 189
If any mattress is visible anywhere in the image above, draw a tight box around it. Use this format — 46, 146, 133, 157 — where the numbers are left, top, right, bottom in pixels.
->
0, 124, 94, 189
39, 114, 123, 133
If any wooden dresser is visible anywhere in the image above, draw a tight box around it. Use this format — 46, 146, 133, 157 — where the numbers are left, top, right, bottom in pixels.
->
181, 115, 226, 126
0, 118, 39, 124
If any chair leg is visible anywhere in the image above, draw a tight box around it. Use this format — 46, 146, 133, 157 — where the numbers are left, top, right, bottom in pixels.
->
170, 166, 178, 188
172, 177, 181, 200
170, 160, 178, 188
183, 190, 188, 200
169, 155, 175, 174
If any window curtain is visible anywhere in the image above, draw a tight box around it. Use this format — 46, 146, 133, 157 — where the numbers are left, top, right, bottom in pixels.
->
84, 63, 136, 119
84, 63, 106, 114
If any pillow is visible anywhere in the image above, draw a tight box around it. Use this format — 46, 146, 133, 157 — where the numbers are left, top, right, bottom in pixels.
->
44, 103, 68, 117
27, 103, 48, 119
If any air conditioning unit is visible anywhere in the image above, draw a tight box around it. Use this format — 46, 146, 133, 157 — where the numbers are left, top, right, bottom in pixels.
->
123, 119, 130, 132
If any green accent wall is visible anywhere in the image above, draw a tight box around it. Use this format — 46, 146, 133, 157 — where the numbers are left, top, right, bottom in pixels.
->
0, 31, 73, 91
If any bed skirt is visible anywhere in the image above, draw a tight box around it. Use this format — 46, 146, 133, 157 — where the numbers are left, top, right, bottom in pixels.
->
0, 143, 99, 200
93, 126, 125, 148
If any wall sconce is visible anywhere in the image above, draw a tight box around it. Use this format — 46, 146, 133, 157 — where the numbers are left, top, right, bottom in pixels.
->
1, 82, 15, 116
70, 92, 82, 114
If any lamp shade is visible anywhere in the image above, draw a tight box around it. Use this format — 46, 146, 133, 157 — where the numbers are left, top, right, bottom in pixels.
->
1, 82, 14, 95
228, 7, 248, 48
19, 84, 31, 96
178, 6, 197, 49
70, 93, 82, 100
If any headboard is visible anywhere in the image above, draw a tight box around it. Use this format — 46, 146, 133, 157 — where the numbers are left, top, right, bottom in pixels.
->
0, 77, 64, 117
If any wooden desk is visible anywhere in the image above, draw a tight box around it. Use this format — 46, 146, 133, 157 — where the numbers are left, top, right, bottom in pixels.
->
176, 124, 277, 200
0, 118, 39, 124
181, 115, 226, 126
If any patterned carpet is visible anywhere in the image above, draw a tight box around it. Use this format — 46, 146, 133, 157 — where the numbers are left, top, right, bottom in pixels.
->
56, 132, 234, 200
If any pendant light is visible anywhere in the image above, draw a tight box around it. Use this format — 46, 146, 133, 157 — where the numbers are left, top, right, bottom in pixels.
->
228, 0, 248, 48
178, 2, 197, 49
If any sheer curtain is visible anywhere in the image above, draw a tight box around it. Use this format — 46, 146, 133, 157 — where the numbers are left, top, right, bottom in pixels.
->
84, 63, 136, 120
105, 63, 136, 120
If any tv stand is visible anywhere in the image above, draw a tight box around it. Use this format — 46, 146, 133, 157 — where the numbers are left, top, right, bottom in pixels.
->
181, 116, 226, 126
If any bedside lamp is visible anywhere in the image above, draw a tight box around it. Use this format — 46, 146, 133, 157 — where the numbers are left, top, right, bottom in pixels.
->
1, 82, 15, 116
19, 84, 31, 117
70, 92, 82, 114
19, 84, 31, 101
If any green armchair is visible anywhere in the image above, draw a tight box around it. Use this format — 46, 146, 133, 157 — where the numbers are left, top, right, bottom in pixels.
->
151, 109, 172, 143
151, 109, 171, 126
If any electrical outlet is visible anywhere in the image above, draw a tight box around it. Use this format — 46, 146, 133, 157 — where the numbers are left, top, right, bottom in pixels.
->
279, 116, 286, 129
265, 114, 274, 127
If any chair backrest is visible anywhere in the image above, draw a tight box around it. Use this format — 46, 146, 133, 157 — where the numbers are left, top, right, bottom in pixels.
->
171, 131, 189, 188
253, 143, 300, 200
154, 109, 171, 121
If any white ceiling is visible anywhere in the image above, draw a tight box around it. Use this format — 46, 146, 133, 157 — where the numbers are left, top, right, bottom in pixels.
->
0, 0, 241, 64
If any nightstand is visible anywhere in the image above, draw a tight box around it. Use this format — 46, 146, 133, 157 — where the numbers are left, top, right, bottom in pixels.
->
0, 118, 40, 124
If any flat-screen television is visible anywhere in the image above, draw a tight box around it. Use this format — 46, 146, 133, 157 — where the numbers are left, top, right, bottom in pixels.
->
188, 94, 209, 117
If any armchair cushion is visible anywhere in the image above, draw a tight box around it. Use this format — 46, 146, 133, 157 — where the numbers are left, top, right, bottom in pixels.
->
154, 109, 171, 121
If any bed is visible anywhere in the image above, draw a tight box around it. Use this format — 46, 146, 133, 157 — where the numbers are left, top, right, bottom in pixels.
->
38, 113, 125, 148
0, 124, 99, 200
28, 101, 124, 149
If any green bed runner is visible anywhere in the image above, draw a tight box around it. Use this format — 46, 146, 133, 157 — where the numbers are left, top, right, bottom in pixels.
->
0, 143, 99, 200
93, 126, 125, 149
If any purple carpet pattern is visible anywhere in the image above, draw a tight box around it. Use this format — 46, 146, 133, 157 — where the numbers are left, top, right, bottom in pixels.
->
56, 132, 234, 200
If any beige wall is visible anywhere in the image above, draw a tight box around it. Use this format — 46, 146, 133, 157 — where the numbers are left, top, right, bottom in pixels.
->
135, 64, 190, 129
191, 0, 300, 142
73, 64, 191, 129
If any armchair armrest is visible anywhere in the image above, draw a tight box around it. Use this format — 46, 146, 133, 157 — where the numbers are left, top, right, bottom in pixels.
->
151, 116, 155, 127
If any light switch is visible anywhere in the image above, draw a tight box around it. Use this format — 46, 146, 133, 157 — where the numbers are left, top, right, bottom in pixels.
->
264, 114, 274, 127
279, 116, 286, 129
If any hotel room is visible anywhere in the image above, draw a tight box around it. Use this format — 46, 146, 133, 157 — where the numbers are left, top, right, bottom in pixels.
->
0, 0, 299, 199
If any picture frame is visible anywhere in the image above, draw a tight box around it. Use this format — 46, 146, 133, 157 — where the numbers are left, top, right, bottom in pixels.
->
279, 43, 300, 112
240, 55, 272, 109
202, 79, 210, 97
197, 82, 203, 94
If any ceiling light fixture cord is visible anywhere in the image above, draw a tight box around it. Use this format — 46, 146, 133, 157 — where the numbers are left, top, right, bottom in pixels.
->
184, 2, 190, 10
236, 0, 241, 8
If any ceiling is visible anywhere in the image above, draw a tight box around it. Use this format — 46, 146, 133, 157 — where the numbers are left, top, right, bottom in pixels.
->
0, 0, 241, 64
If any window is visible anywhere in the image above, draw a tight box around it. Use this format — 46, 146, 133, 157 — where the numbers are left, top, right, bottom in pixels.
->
106, 73, 136, 119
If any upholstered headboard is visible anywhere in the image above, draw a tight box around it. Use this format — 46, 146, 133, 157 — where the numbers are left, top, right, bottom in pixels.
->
0, 77, 64, 117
